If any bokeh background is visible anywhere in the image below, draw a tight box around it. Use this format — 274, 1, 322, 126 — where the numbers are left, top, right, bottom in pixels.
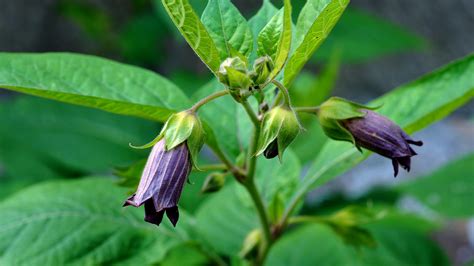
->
1, 0, 473, 264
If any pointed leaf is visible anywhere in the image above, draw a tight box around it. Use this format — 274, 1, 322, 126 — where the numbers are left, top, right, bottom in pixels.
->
267, 0, 292, 82
162, 0, 221, 73
201, 0, 253, 59
284, 0, 349, 86
0, 53, 190, 121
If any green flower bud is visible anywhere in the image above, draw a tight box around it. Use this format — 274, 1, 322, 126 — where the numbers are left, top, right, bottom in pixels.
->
217, 57, 252, 90
201, 172, 226, 194
239, 229, 261, 259
250, 55, 274, 85
256, 106, 301, 160
131, 111, 205, 168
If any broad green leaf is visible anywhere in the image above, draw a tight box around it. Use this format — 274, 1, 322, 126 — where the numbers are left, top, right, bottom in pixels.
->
289, 54, 474, 217
248, 0, 278, 62
0, 53, 190, 121
162, 0, 221, 73
196, 150, 300, 255
314, 8, 427, 63
284, 0, 349, 86
267, 0, 292, 81
265, 217, 448, 266
0, 178, 190, 265
398, 153, 474, 218
257, 10, 284, 60
201, 0, 253, 60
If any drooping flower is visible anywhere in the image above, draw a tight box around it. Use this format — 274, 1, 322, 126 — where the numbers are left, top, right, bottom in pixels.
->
123, 139, 191, 226
317, 97, 423, 176
341, 110, 423, 177
123, 111, 204, 226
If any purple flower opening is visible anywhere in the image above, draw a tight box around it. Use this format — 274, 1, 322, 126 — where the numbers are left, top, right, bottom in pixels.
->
342, 110, 423, 177
123, 139, 191, 226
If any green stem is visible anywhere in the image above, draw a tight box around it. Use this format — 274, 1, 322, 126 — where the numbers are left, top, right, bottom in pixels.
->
240, 99, 272, 264
195, 164, 227, 171
271, 80, 291, 107
190, 89, 229, 112
241, 99, 260, 127
293, 106, 320, 114
288, 215, 325, 225
209, 145, 246, 181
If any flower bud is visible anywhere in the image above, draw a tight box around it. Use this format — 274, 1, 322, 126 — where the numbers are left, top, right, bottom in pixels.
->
250, 55, 274, 85
256, 106, 301, 160
217, 57, 252, 90
201, 172, 226, 193
318, 97, 423, 176
239, 229, 261, 259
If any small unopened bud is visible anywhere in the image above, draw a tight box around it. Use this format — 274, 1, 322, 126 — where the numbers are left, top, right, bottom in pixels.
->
256, 106, 301, 160
217, 57, 252, 90
250, 56, 274, 85
239, 229, 261, 259
201, 172, 226, 193
318, 97, 423, 176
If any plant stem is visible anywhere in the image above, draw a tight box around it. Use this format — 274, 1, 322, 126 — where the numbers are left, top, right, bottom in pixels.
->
288, 215, 325, 225
271, 80, 291, 107
190, 89, 229, 112
293, 106, 320, 114
240, 99, 272, 264
194, 164, 227, 171
241, 99, 260, 127
209, 145, 246, 181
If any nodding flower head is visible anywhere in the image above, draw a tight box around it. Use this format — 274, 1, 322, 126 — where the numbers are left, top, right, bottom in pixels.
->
123, 140, 191, 226
318, 97, 423, 177
341, 110, 423, 177
124, 111, 205, 226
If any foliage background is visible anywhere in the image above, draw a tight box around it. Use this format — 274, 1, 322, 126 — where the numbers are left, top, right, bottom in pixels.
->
0, 0, 473, 265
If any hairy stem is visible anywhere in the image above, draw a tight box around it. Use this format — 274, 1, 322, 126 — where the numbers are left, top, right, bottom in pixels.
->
293, 106, 320, 114
190, 89, 229, 112
241, 99, 272, 264
241, 99, 260, 127
271, 80, 291, 107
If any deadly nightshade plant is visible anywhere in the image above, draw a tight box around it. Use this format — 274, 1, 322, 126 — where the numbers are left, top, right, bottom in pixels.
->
2, 0, 472, 265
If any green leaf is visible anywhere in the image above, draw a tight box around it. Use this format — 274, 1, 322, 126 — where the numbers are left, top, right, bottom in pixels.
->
267, 0, 292, 81
290, 53, 474, 216
257, 10, 284, 60
195, 150, 300, 255
284, 0, 349, 86
0, 96, 157, 188
313, 8, 428, 63
162, 0, 221, 73
201, 0, 253, 60
0, 178, 190, 265
398, 153, 474, 218
0, 53, 190, 121
265, 217, 448, 266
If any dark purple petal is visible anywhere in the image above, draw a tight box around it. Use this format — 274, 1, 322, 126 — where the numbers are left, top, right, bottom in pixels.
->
342, 110, 422, 175
144, 199, 165, 226
263, 139, 279, 159
123, 139, 192, 227
166, 206, 180, 227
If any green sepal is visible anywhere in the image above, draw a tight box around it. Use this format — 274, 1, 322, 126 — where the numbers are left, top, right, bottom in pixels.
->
250, 55, 274, 86
186, 115, 205, 169
317, 97, 379, 144
226, 67, 252, 90
256, 106, 300, 160
129, 120, 169, 149
163, 112, 196, 150
217, 57, 249, 89
201, 172, 226, 193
